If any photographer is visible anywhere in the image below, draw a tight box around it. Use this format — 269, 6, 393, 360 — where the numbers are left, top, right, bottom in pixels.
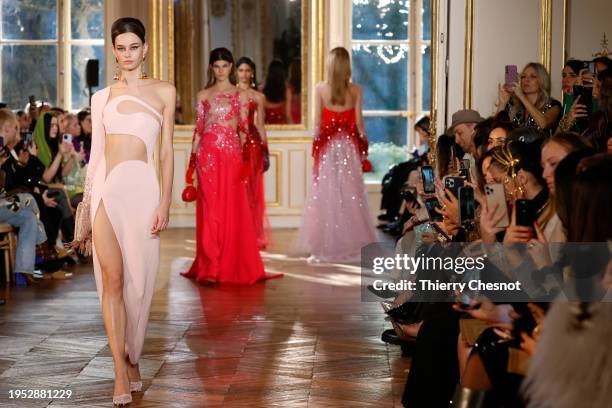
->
0, 109, 52, 283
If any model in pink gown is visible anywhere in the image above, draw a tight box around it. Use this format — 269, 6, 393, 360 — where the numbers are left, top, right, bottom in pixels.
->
85, 87, 161, 364
299, 107, 378, 262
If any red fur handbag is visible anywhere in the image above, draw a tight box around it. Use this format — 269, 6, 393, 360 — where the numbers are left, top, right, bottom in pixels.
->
182, 153, 197, 202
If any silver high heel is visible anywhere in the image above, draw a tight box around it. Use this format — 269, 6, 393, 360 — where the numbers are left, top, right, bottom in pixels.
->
130, 381, 143, 392
113, 393, 132, 406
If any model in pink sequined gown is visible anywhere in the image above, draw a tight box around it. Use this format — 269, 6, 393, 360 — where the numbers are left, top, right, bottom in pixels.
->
298, 80, 377, 262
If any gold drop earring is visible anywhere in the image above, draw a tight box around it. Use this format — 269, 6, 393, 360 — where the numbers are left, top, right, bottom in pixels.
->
140, 55, 148, 79
113, 59, 121, 81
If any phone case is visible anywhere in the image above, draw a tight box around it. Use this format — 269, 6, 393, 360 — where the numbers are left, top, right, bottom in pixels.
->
459, 187, 475, 225
421, 166, 435, 193
484, 184, 509, 228
515, 199, 533, 227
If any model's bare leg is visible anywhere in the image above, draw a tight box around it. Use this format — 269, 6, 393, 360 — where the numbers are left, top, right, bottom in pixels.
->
93, 202, 129, 398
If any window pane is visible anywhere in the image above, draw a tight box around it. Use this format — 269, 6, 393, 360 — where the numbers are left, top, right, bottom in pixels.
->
71, 0, 104, 39
422, 0, 431, 40
352, 0, 409, 40
365, 116, 409, 181
71, 45, 105, 109
1, 45, 57, 109
352, 44, 408, 111
422, 45, 430, 111
1, 0, 57, 40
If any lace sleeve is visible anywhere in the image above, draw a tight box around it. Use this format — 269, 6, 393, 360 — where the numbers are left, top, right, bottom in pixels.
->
72, 89, 106, 255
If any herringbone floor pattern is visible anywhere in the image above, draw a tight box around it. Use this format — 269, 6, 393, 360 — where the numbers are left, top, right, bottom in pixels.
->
0, 229, 409, 407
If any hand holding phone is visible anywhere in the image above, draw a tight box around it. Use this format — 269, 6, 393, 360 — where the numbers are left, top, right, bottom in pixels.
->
420, 165, 436, 194
62, 133, 73, 144
459, 186, 476, 227
484, 184, 509, 228
425, 197, 443, 222
505, 64, 518, 87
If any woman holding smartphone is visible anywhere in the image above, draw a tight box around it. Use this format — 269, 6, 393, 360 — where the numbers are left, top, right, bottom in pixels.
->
497, 62, 561, 131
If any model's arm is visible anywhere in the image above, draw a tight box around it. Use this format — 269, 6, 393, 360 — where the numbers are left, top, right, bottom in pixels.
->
313, 84, 323, 140
254, 92, 268, 145
72, 89, 107, 251
237, 90, 250, 145
354, 85, 367, 139
152, 82, 176, 234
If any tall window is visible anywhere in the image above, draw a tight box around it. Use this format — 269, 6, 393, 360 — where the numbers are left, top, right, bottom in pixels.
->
0, 0, 104, 111
350, 0, 431, 181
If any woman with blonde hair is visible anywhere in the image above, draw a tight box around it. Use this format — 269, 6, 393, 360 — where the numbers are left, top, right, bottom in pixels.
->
498, 62, 562, 130
298, 46, 377, 262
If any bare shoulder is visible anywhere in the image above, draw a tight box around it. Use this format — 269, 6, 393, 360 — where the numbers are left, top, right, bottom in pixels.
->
249, 89, 265, 104
152, 80, 176, 103
196, 88, 210, 102
349, 83, 362, 95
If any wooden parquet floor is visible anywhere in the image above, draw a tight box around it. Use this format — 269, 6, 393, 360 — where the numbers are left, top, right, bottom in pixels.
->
0, 229, 410, 407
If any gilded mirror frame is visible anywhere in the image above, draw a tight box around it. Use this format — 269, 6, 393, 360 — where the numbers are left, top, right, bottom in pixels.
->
165, 0, 309, 133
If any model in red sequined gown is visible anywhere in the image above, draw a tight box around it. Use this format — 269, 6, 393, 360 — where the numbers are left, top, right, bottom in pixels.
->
243, 96, 270, 249
298, 82, 377, 262
181, 90, 271, 284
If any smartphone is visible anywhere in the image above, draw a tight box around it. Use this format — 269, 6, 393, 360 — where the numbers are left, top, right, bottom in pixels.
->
515, 199, 534, 228
573, 85, 593, 115
29, 95, 36, 106
424, 197, 443, 222
444, 176, 465, 198
421, 165, 435, 194
46, 190, 61, 198
459, 186, 476, 226
460, 159, 471, 182
484, 183, 509, 228
62, 133, 73, 144
430, 221, 452, 241
586, 60, 596, 75
505, 65, 518, 86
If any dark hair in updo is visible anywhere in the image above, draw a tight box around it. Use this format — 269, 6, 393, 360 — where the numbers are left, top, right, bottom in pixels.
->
111, 17, 146, 46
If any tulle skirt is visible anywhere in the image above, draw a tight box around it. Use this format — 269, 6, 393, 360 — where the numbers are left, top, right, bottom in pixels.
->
298, 133, 377, 262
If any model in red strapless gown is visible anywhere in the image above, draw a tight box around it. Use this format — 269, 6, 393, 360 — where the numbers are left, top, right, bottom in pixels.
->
298, 107, 377, 262
243, 98, 269, 249
181, 91, 281, 284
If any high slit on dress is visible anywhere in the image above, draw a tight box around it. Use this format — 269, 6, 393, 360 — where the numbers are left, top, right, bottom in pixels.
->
87, 87, 162, 364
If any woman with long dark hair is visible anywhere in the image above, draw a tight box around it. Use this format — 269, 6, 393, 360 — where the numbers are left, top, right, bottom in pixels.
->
585, 68, 612, 152
236, 56, 270, 248
71, 17, 176, 405
262, 59, 288, 124
181, 48, 281, 284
